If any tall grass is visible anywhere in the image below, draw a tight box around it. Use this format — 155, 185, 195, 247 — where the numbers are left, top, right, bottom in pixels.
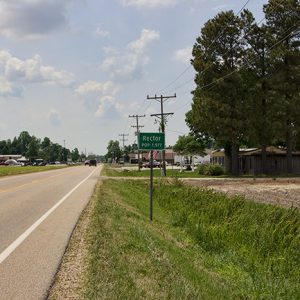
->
155, 179, 300, 298
82, 178, 300, 299
83, 180, 235, 299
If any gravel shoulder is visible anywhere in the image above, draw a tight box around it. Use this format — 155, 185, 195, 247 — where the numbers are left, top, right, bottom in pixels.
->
182, 177, 300, 209
48, 182, 101, 299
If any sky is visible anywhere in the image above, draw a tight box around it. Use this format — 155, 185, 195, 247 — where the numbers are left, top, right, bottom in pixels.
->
0, 0, 268, 155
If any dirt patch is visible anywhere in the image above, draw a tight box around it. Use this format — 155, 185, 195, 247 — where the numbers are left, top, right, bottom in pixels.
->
182, 178, 300, 209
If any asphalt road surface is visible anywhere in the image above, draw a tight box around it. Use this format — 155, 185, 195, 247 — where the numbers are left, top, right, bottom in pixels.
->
0, 165, 101, 299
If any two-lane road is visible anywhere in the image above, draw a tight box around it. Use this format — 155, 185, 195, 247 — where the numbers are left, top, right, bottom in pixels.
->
0, 165, 101, 299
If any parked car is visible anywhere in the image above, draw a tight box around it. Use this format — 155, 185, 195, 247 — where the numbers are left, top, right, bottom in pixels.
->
143, 160, 161, 168
4, 159, 21, 166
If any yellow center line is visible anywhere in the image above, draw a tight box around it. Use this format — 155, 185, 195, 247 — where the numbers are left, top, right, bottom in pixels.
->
0, 169, 79, 194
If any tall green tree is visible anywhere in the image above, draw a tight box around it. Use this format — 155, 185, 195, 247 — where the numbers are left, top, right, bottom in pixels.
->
240, 9, 278, 173
40, 137, 52, 162
173, 134, 206, 171
11, 137, 20, 154
188, 10, 247, 175
264, 0, 300, 173
106, 140, 122, 162
71, 148, 80, 162
26, 136, 40, 160
18, 131, 32, 156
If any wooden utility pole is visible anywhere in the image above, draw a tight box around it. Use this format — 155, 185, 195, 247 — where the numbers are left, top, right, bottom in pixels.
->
147, 94, 176, 176
129, 114, 145, 171
119, 133, 129, 163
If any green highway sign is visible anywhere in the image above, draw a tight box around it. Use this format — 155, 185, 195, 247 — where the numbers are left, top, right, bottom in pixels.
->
138, 132, 165, 150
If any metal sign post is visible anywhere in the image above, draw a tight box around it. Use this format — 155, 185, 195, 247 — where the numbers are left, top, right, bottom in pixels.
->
138, 132, 165, 222
150, 150, 153, 222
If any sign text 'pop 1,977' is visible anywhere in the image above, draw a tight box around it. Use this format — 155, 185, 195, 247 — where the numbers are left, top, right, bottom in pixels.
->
138, 132, 165, 151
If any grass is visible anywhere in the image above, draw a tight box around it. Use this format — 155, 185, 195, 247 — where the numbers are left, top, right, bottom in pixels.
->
0, 165, 67, 177
82, 178, 300, 299
155, 180, 300, 299
83, 179, 235, 299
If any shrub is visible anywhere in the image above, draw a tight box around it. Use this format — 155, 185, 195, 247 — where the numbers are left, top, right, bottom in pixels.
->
197, 163, 224, 176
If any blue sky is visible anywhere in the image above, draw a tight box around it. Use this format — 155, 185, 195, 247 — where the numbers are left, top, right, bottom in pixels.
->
0, 0, 267, 155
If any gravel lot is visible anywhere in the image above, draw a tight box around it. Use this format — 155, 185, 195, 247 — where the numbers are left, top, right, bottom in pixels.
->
182, 178, 300, 209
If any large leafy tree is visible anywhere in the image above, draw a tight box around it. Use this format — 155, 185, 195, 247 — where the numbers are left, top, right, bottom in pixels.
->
71, 148, 80, 162
173, 134, 206, 171
240, 9, 278, 173
18, 131, 32, 156
106, 140, 122, 162
264, 0, 300, 173
26, 136, 40, 160
40, 137, 52, 162
188, 11, 247, 175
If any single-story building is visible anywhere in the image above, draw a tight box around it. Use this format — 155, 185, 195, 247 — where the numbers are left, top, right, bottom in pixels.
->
0, 155, 22, 162
211, 147, 300, 175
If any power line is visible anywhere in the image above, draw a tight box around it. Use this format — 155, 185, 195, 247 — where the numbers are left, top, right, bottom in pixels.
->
172, 22, 299, 113
166, 128, 187, 135
163, 0, 286, 95
147, 94, 176, 176
119, 133, 129, 148
155, 0, 252, 94
129, 114, 146, 170
119, 133, 129, 163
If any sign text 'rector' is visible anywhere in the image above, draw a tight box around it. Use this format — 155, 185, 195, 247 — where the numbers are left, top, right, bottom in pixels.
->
142, 135, 162, 142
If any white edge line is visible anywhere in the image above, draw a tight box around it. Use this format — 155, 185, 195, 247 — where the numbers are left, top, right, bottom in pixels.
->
0, 167, 99, 264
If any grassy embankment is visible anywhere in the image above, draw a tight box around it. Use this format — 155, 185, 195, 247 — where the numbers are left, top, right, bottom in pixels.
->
81, 178, 300, 299
0, 165, 67, 177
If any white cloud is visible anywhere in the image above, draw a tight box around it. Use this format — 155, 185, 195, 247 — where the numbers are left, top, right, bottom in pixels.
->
121, 0, 177, 9
0, 76, 21, 96
174, 46, 192, 64
76, 80, 122, 118
102, 29, 159, 81
95, 25, 110, 38
0, 0, 70, 40
128, 29, 160, 54
0, 50, 74, 88
95, 95, 125, 118
75, 80, 120, 96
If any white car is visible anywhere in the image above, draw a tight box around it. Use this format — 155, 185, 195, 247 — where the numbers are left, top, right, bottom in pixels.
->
4, 159, 22, 166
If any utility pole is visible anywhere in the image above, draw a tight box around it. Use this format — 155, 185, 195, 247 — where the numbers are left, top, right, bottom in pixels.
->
147, 94, 176, 176
119, 133, 129, 164
129, 114, 146, 171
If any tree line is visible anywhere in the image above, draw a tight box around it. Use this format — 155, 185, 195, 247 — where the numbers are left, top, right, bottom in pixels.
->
0, 131, 83, 162
187, 0, 300, 175
104, 140, 138, 162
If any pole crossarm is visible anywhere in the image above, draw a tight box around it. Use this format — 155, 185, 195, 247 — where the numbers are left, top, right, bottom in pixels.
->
119, 133, 129, 147
147, 94, 176, 176
129, 114, 146, 171
150, 113, 174, 119
147, 94, 176, 102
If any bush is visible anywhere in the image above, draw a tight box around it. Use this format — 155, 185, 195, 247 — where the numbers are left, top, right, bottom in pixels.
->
197, 163, 224, 176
